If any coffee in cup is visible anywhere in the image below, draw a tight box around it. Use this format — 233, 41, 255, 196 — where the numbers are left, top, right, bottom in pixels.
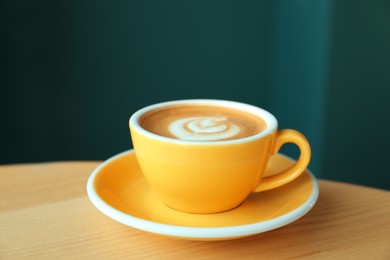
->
140, 104, 267, 141
129, 100, 311, 214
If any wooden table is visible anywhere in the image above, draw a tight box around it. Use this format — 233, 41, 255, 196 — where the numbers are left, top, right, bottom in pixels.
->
1, 162, 389, 259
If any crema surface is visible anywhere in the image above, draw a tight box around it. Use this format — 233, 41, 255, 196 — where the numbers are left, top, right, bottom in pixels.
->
140, 105, 267, 141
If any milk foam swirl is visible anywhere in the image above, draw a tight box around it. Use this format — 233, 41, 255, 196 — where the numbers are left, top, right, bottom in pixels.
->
169, 117, 240, 141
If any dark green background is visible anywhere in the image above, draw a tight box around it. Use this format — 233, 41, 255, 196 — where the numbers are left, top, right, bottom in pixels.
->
2, 0, 389, 189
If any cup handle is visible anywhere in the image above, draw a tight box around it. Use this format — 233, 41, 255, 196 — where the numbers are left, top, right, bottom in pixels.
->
254, 129, 311, 192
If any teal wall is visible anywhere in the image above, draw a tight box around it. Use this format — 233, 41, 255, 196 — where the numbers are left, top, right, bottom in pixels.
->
271, 0, 332, 180
323, 0, 390, 188
2, 1, 389, 189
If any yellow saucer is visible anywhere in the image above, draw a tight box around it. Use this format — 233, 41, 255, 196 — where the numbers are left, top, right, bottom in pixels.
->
87, 150, 319, 240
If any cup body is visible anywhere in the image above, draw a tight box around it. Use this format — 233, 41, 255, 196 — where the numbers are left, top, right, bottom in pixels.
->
130, 100, 282, 213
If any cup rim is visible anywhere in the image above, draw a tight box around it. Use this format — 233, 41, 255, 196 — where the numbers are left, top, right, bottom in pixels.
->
129, 99, 278, 145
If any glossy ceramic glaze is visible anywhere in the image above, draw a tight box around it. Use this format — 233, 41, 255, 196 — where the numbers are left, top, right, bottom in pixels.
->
87, 150, 319, 240
129, 99, 311, 213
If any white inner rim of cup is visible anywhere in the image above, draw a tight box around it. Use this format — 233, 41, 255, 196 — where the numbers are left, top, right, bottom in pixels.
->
129, 99, 278, 145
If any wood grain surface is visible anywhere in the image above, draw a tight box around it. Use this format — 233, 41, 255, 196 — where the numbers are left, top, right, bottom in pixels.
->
1, 162, 389, 259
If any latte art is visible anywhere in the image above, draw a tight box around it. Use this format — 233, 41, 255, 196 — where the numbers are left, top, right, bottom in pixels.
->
139, 104, 267, 142
169, 117, 240, 141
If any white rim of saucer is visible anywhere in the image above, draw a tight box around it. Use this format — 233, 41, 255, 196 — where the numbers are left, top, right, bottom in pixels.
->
87, 150, 319, 240
129, 99, 278, 145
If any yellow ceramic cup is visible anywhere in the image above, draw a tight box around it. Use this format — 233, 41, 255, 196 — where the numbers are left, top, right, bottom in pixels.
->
129, 100, 311, 214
